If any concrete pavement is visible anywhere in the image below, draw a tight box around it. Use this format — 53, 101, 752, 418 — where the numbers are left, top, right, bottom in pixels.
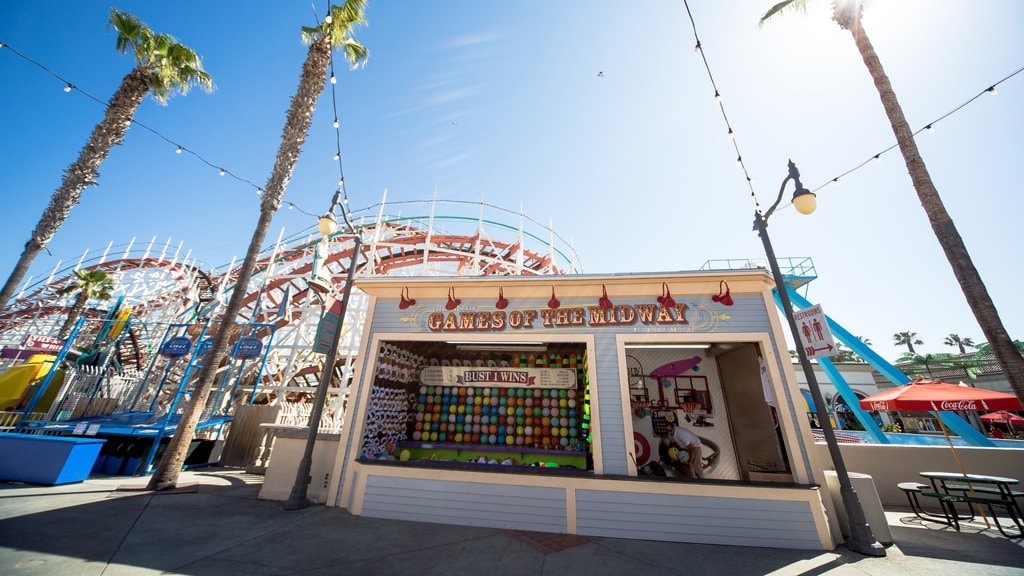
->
1, 468, 1021, 575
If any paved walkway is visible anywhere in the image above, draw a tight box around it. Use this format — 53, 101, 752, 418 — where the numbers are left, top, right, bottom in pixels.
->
1, 468, 1021, 575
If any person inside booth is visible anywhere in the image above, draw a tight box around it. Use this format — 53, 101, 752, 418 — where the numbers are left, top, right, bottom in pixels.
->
660, 421, 704, 479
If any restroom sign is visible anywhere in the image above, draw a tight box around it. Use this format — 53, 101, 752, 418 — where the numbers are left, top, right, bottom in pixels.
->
792, 304, 836, 360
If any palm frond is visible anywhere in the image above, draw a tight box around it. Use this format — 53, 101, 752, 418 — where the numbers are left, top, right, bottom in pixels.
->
759, 0, 809, 27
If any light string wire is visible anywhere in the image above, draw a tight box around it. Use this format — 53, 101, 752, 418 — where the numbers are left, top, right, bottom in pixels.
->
809, 65, 1024, 193
676, 8, 1022, 214
0, 40, 265, 195
681, 1, 762, 214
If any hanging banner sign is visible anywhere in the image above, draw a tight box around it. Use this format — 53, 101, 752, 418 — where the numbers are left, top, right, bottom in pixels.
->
313, 297, 343, 354
419, 366, 575, 389
159, 337, 193, 358
234, 336, 263, 359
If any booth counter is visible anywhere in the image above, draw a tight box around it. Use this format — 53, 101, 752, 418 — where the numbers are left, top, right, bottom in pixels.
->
326, 271, 840, 550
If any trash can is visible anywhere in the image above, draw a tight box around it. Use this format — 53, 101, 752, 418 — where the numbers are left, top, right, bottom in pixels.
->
824, 470, 892, 545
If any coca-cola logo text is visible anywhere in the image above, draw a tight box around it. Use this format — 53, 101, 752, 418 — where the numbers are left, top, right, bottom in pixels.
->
937, 400, 978, 411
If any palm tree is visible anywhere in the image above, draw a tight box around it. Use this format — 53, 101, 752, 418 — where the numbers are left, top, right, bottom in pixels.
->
147, 0, 369, 491
55, 269, 115, 339
0, 10, 212, 314
761, 1, 1024, 403
944, 334, 975, 355
893, 331, 922, 355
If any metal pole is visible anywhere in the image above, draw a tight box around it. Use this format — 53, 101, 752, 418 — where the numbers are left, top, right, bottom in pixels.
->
284, 234, 361, 510
754, 208, 885, 556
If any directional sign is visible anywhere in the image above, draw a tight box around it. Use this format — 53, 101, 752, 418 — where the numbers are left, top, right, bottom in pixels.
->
792, 304, 836, 360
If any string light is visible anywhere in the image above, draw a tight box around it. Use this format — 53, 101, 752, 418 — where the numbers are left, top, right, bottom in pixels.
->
683, 0, 762, 213
333, 118, 339, 129
330, 74, 336, 84
810, 64, 1023, 193
333, 153, 340, 161
1, 41, 266, 197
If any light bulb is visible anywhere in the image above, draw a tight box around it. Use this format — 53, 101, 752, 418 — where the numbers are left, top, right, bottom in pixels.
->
176, 146, 183, 154
714, 90, 721, 102
736, 156, 742, 167
64, 84, 72, 93
832, 178, 840, 186
288, 203, 294, 210
342, 197, 348, 205
926, 124, 935, 133
257, 188, 263, 196
986, 86, 997, 95
694, 42, 701, 53
333, 119, 339, 129
338, 179, 344, 186
727, 128, 734, 139
330, 75, 337, 85
873, 154, 881, 162
333, 153, 340, 161
219, 168, 226, 176
325, 14, 333, 24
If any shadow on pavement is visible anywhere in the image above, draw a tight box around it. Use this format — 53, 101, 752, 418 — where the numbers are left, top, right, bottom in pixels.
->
1, 470, 1022, 576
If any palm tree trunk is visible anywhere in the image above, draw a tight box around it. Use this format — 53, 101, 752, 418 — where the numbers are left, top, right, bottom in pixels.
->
148, 37, 333, 490
0, 67, 151, 312
58, 292, 90, 340
846, 17, 1024, 400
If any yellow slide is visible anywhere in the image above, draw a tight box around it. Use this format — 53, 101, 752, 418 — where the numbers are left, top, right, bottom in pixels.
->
0, 354, 57, 411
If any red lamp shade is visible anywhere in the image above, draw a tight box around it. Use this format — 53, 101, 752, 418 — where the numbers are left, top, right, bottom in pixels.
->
398, 287, 416, 310
711, 280, 733, 306
547, 287, 560, 310
446, 287, 462, 311
656, 282, 676, 309
598, 284, 613, 311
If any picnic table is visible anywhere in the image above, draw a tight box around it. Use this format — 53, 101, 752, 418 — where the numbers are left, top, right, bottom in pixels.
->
901, 471, 1023, 538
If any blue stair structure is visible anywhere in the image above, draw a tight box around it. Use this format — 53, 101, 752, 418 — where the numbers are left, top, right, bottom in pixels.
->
700, 258, 992, 447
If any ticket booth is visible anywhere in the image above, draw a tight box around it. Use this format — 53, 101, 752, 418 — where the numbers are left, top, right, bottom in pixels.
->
327, 271, 840, 550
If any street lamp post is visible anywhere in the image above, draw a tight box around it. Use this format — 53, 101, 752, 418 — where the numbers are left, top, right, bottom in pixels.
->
284, 192, 361, 510
755, 160, 885, 556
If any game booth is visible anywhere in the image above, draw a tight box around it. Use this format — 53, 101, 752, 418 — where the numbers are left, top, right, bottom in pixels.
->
326, 271, 842, 550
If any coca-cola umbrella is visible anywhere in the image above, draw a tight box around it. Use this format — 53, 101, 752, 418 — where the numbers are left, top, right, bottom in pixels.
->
980, 410, 1024, 437
979, 410, 1024, 426
860, 378, 1023, 526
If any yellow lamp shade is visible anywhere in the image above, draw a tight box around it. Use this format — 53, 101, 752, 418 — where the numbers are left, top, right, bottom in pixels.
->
792, 189, 817, 215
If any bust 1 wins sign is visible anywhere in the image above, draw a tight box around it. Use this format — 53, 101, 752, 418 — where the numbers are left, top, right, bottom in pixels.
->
420, 366, 576, 389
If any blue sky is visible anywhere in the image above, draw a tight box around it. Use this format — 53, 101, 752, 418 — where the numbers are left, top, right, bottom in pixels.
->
1, 1, 1021, 363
